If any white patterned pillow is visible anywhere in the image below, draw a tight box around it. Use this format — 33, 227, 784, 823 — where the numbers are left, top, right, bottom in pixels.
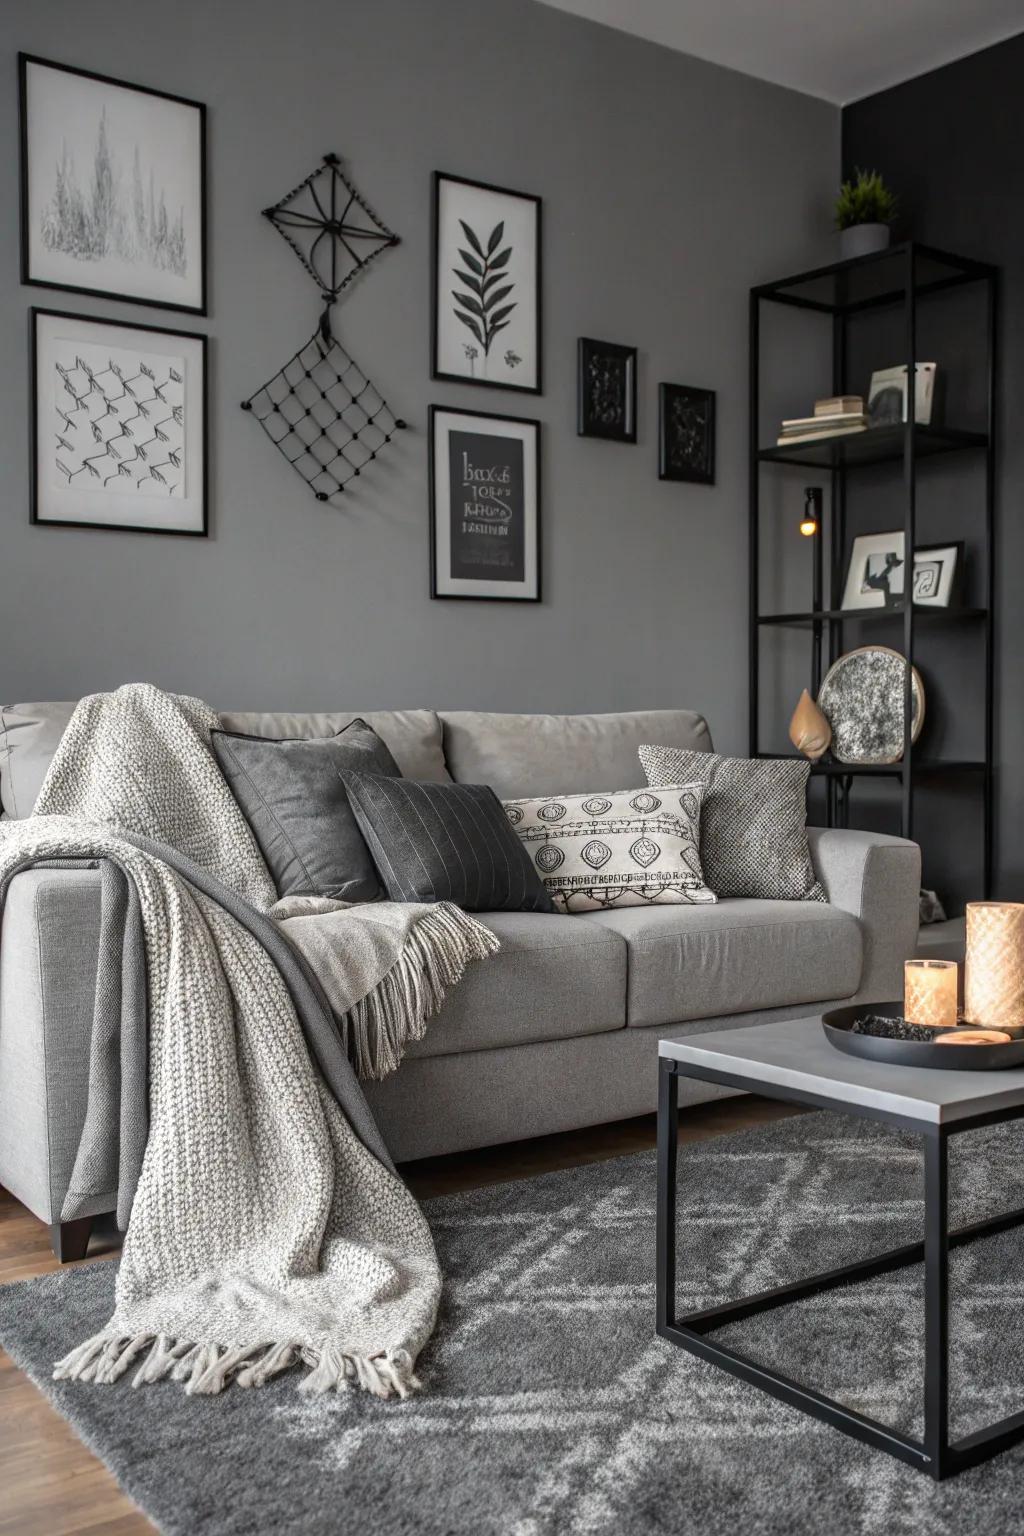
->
502, 784, 715, 913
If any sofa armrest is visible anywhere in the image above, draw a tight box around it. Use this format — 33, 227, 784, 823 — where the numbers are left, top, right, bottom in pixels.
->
807, 827, 921, 1004
0, 865, 107, 1224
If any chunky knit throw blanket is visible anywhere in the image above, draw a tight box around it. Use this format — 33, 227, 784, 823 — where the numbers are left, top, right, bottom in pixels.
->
0, 684, 498, 1399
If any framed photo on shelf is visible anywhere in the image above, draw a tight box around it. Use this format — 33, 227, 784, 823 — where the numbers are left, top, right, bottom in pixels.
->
429, 405, 540, 601
841, 532, 962, 609
658, 383, 715, 484
19, 53, 206, 314
32, 307, 208, 536
577, 338, 637, 442
431, 172, 541, 394
866, 362, 936, 427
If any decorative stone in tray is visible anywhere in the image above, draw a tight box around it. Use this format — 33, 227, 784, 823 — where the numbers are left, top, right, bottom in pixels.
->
822, 1003, 1024, 1071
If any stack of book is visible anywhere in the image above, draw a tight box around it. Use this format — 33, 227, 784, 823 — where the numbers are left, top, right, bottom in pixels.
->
777, 395, 867, 446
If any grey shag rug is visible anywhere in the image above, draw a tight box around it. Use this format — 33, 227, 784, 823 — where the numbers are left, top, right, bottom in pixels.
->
3, 1110, 1024, 1535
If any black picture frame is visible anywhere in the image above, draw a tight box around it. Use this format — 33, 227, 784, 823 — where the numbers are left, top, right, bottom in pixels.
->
658, 383, 715, 485
19, 53, 208, 316
913, 541, 964, 607
31, 306, 209, 537
577, 338, 637, 443
429, 404, 541, 602
431, 171, 542, 395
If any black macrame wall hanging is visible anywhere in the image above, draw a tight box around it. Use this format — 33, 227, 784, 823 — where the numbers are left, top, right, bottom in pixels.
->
241, 153, 406, 501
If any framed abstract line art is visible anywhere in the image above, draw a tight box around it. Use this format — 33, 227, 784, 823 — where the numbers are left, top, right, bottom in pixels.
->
19, 54, 206, 314
431, 172, 541, 394
32, 308, 208, 536
429, 406, 540, 601
577, 338, 637, 443
658, 382, 715, 485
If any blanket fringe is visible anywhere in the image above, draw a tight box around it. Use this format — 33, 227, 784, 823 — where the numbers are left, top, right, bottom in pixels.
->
53, 1333, 420, 1400
339, 903, 501, 1080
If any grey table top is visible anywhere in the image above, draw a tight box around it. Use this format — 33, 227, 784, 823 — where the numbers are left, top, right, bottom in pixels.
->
660, 1016, 1024, 1125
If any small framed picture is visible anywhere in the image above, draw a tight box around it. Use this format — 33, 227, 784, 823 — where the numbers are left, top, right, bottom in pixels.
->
431, 172, 541, 394
577, 338, 637, 442
19, 53, 206, 314
429, 405, 540, 601
32, 307, 208, 536
841, 532, 962, 609
866, 362, 936, 427
658, 383, 715, 484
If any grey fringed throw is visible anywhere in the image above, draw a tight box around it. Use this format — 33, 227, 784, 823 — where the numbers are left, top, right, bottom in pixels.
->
0, 684, 498, 1399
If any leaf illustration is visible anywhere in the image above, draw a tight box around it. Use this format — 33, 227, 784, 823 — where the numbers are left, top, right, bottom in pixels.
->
169, 367, 182, 383
459, 220, 484, 257
449, 217, 517, 359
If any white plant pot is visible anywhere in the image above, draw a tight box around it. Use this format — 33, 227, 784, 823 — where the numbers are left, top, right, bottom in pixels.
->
839, 223, 891, 260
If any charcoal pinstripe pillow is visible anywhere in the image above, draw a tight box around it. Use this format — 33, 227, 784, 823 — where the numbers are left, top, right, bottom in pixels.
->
638, 745, 826, 902
339, 773, 555, 913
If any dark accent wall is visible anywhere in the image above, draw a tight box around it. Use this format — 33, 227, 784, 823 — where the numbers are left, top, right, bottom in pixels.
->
0, 0, 837, 756
844, 36, 1023, 904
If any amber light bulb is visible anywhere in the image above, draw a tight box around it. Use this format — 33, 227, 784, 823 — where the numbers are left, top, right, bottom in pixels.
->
799, 515, 818, 537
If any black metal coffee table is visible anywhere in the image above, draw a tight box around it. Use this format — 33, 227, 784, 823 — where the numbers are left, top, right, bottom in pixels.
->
657, 1018, 1024, 1481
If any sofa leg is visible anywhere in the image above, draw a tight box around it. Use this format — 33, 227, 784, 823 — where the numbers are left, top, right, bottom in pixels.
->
50, 1217, 93, 1263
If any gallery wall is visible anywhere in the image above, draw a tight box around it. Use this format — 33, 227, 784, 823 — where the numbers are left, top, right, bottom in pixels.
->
0, 0, 838, 751
844, 35, 1022, 900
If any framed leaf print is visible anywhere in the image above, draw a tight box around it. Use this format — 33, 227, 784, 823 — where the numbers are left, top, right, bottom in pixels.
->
431, 173, 541, 394
32, 307, 208, 536
19, 54, 206, 314
429, 405, 540, 601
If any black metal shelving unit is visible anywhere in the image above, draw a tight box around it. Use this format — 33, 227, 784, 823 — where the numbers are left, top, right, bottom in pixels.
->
749, 241, 997, 895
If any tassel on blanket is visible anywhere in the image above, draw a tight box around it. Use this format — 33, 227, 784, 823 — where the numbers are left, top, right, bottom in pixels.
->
340, 903, 500, 1080
54, 1333, 420, 1399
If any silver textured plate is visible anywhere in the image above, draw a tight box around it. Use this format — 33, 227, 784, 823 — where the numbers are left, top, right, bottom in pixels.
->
818, 645, 925, 764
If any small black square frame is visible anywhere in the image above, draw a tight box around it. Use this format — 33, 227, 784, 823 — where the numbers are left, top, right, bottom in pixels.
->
577, 338, 637, 443
659, 382, 715, 484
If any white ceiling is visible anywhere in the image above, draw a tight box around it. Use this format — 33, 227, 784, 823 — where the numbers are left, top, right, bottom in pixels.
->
535, 0, 1024, 104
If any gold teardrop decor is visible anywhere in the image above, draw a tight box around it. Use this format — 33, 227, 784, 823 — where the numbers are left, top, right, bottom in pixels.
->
788, 688, 832, 761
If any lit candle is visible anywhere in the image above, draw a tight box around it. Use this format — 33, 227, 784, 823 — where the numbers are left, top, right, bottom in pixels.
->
965, 901, 1024, 1029
904, 959, 959, 1030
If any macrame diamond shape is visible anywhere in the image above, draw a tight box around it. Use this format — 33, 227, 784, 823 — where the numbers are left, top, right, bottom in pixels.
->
263, 153, 399, 301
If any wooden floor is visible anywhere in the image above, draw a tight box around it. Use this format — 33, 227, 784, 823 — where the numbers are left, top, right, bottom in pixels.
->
0, 1095, 801, 1535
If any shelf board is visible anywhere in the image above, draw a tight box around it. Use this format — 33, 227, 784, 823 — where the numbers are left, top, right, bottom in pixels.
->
758, 754, 986, 778
759, 424, 988, 470
758, 606, 987, 628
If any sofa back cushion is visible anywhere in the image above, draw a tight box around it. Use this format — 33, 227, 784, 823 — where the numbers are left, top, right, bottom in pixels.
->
0, 701, 450, 818
439, 709, 713, 800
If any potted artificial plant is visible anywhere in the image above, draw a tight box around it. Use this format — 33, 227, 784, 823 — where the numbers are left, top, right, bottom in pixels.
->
835, 168, 898, 260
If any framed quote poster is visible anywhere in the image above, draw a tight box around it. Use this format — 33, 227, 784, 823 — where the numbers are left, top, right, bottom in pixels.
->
429, 406, 540, 601
431, 172, 541, 394
32, 307, 208, 536
19, 53, 206, 314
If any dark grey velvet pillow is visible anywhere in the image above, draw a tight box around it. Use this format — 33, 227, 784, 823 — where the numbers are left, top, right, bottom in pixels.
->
339, 772, 555, 914
211, 719, 401, 902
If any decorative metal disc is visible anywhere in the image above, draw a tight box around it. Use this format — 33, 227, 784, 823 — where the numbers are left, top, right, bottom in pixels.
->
263, 153, 399, 302
818, 645, 925, 764
241, 324, 406, 500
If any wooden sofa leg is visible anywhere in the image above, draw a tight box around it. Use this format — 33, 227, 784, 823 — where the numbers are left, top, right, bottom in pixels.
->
50, 1217, 93, 1263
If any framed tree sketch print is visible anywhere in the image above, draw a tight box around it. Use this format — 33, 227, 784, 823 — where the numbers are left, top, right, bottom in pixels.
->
431, 173, 541, 394
658, 382, 715, 484
429, 406, 540, 601
19, 54, 206, 314
32, 308, 208, 536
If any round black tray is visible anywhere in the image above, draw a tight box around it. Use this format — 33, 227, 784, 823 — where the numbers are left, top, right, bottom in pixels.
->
821, 1002, 1024, 1072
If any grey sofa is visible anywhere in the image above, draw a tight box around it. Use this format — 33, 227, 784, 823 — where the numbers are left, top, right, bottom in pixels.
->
0, 700, 920, 1255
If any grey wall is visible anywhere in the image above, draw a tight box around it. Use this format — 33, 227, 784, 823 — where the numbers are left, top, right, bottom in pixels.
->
844, 37, 1022, 902
1, 0, 837, 750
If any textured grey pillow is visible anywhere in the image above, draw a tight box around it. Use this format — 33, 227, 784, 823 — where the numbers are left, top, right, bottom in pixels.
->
211, 719, 401, 902
638, 745, 825, 902
340, 773, 555, 914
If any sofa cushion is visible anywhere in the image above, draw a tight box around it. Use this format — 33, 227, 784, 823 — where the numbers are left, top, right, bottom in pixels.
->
1, 701, 450, 818
439, 709, 713, 799
581, 898, 862, 1027
404, 909, 626, 1057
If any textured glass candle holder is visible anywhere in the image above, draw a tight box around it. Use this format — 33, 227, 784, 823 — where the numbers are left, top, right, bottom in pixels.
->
965, 901, 1024, 1029
904, 959, 959, 1030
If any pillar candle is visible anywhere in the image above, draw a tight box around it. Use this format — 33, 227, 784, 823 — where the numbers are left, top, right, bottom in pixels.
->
965, 901, 1024, 1029
904, 959, 959, 1030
